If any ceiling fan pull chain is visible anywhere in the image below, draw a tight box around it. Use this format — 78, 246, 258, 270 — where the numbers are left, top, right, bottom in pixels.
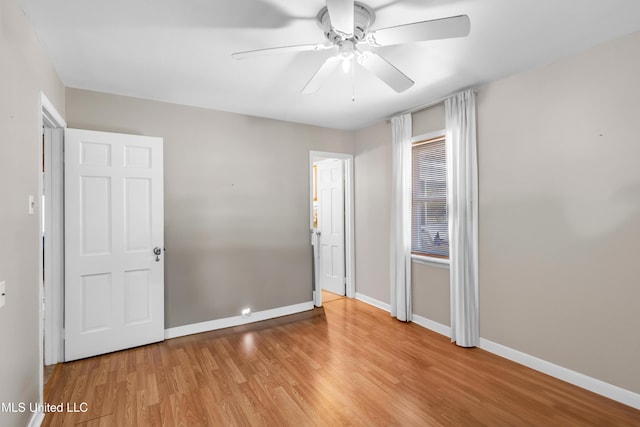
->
351, 59, 356, 102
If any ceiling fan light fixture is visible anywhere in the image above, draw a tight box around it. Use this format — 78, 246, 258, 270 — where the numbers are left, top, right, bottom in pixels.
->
337, 40, 356, 73
356, 50, 370, 65
338, 41, 355, 57
231, 1, 470, 95
341, 56, 353, 73
318, 2, 375, 44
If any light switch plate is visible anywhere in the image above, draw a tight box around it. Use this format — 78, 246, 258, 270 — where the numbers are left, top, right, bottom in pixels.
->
28, 195, 36, 215
0, 281, 5, 308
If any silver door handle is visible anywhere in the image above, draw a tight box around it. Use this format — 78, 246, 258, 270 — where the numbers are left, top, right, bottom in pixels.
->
153, 246, 162, 261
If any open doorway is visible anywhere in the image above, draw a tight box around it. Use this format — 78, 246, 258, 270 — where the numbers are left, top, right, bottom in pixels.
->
39, 93, 66, 404
309, 151, 355, 307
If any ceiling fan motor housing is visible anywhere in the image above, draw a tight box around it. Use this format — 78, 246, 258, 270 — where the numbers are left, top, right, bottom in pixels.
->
318, 2, 375, 44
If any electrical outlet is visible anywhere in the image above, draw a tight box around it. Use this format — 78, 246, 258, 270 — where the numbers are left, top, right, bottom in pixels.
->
0, 281, 5, 308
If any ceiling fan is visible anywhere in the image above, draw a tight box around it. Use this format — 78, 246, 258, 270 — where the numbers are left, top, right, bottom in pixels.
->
231, 0, 470, 95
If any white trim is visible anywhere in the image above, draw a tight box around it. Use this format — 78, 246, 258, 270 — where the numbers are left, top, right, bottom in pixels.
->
343, 157, 356, 299
38, 92, 66, 412
411, 313, 451, 337
41, 93, 66, 129
355, 293, 391, 313
478, 338, 640, 410
411, 254, 450, 269
43, 128, 64, 366
309, 151, 356, 305
28, 411, 45, 427
409, 314, 640, 409
164, 301, 314, 340
410, 129, 446, 144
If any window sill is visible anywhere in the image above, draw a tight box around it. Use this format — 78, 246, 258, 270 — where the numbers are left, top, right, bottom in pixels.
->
411, 254, 450, 269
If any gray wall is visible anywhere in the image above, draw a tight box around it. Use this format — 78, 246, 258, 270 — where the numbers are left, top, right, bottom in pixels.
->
65, 89, 355, 328
354, 121, 392, 304
356, 30, 640, 395
478, 30, 640, 394
0, 1, 65, 426
412, 103, 445, 137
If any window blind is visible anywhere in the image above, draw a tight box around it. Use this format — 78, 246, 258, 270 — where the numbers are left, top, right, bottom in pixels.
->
411, 136, 448, 258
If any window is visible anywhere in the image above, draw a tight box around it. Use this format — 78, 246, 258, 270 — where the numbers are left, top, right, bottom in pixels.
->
411, 135, 448, 259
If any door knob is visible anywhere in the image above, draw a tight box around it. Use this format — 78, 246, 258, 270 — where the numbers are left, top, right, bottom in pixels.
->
153, 247, 162, 262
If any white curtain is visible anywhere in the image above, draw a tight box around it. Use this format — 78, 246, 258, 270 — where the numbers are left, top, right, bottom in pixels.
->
390, 113, 412, 322
445, 90, 479, 347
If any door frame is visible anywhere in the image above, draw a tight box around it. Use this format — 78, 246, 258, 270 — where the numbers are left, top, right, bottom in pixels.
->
309, 151, 355, 306
39, 93, 66, 406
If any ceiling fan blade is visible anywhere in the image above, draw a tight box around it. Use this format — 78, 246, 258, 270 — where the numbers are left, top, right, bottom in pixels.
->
232, 44, 331, 60
326, 0, 355, 37
366, 15, 470, 47
357, 51, 414, 93
302, 57, 341, 94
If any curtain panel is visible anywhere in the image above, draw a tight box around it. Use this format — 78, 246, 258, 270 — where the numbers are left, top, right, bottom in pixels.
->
445, 89, 479, 347
390, 113, 412, 322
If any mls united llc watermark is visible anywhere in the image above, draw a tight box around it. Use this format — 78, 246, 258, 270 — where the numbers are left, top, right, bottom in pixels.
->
1, 401, 88, 413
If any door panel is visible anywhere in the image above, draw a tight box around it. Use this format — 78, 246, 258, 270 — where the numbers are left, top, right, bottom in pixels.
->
125, 178, 152, 251
80, 176, 111, 254
65, 128, 164, 361
317, 159, 345, 296
81, 273, 111, 332
124, 269, 151, 324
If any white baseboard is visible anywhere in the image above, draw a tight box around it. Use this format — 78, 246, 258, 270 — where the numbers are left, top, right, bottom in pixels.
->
478, 338, 640, 410
411, 313, 451, 338
28, 411, 44, 427
164, 301, 314, 340
355, 293, 391, 312
406, 311, 640, 410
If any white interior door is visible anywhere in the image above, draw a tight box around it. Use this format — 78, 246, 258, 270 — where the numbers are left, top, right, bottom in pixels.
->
64, 129, 164, 361
317, 159, 345, 296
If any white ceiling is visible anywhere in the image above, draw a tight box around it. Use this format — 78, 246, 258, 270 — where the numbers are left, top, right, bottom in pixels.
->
19, 0, 640, 130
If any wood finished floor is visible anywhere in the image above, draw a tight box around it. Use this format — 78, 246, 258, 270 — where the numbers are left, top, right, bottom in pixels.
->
44, 297, 640, 426
321, 290, 345, 304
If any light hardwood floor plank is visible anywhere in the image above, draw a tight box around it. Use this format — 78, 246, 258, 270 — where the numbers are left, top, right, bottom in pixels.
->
44, 296, 640, 426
